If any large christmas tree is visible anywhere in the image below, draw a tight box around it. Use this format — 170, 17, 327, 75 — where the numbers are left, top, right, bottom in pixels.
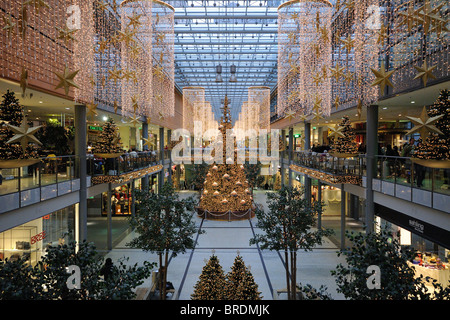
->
329, 115, 358, 156
0, 90, 39, 160
191, 254, 228, 300
198, 96, 253, 217
226, 254, 262, 300
413, 89, 449, 161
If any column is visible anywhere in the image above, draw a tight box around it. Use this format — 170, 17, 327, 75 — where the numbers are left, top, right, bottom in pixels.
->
317, 180, 322, 230
281, 129, 286, 186
159, 126, 165, 193
303, 122, 311, 206
340, 185, 346, 251
107, 183, 112, 251
365, 105, 378, 234
288, 127, 293, 186
167, 129, 172, 184
142, 120, 149, 191
74, 104, 87, 242
131, 179, 136, 220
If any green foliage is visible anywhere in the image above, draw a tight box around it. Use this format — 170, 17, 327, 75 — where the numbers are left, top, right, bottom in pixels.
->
244, 162, 264, 188
0, 240, 154, 300
250, 185, 333, 300
36, 120, 72, 155
127, 182, 201, 256
331, 226, 450, 300
296, 283, 332, 300
186, 162, 210, 190
226, 255, 262, 300
191, 255, 228, 300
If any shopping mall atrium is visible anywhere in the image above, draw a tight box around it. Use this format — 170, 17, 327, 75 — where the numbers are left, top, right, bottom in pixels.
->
0, 0, 449, 303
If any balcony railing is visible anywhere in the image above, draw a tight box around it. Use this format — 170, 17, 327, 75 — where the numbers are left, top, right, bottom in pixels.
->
0, 155, 85, 213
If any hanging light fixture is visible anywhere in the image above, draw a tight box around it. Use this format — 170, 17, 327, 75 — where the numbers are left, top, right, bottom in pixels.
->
216, 64, 223, 82
229, 64, 237, 82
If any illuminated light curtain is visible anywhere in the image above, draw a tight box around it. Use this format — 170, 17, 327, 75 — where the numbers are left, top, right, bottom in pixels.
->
120, 0, 153, 118
0, 0, 93, 103
248, 86, 271, 131
92, 0, 123, 113
151, 0, 175, 119
277, 0, 333, 118
389, 0, 449, 93
183, 86, 205, 133
73, 0, 95, 104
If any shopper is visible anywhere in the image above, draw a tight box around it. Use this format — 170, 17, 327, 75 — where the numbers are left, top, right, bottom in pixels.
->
100, 258, 115, 282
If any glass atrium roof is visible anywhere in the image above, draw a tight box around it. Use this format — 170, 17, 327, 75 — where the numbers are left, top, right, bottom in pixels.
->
167, 0, 281, 121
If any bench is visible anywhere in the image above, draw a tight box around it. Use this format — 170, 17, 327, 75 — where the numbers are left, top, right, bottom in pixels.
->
147, 271, 176, 300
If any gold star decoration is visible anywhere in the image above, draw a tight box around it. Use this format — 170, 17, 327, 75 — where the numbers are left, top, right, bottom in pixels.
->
328, 124, 345, 139
312, 111, 324, 121
313, 96, 322, 112
143, 137, 155, 149
330, 64, 345, 81
334, 96, 340, 110
284, 109, 297, 123
376, 24, 387, 46
413, 61, 437, 87
319, 26, 329, 43
23, 0, 50, 11
95, 0, 108, 11
54, 67, 79, 96
108, 66, 122, 85
398, 2, 421, 33
95, 36, 109, 54
131, 95, 139, 113
344, 0, 355, 11
113, 100, 118, 114
118, 28, 137, 48
312, 72, 323, 86
414, 1, 446, 36
153, 65, 164, 80
406, 106, 444, 138
6, 117, 42, 153
128, 113, 141, 127
127, 13, 142, 29
370, 62, 395, 94
20, 67, 28, 97
2, 15, 16, 38
158, 112, 165, 121
340, 35, 354, 52
56, 25, 78, 44
344, 71, 354, 84
86, 102, 98, 118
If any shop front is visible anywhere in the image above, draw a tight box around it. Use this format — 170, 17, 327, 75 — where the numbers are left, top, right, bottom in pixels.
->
0, 205, 75, 266
375, 204, 450, 289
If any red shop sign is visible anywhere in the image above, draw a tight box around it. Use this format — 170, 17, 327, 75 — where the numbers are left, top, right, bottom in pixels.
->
31, 231, 46, 245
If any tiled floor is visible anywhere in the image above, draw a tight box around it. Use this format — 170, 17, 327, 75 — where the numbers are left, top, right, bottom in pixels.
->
105, 190, 347, 300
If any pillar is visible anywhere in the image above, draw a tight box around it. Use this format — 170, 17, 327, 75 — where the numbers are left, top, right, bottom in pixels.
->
131, 179, 136, 220
317, 180, 322, 230
365, 105, 378, 234
107, 183, 112, 251
167, 129, 172, 184
340, 185, 346, 251
281, 129, 286, 186
303, 122, 311, 206
159, 126, 165, 193
142, 120, 149, 190
74, 104, 87, 242
288, 127, 294, 186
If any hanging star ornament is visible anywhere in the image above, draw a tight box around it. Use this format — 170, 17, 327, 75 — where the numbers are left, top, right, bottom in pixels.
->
20, 67, 28, 97
406, 106, 444, 138
370, 62, 395, 94
6, 118, 42, 153
413, 61, 437, 87
54, 67, 79, 96
23, 0, 50, 12
56, 25, 78, 44
328, 124, 345, 139
2, 15, 16, 38
284, 109, 296, 122
142, 137, 155, 149
86, 102, 98, 118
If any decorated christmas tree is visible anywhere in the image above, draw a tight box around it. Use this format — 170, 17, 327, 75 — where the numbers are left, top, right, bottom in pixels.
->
198, 96, 253, 217
0, 90, 40, 161
91, 118, 123, 155
191, 254, 228, 300
226, 254, 262, 300
329, 115, 358, 156
412, 90, 449, 162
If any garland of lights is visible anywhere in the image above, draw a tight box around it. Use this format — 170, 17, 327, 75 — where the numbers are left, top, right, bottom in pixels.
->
248, 86, 271, 131
183, 86, 205, 133
91, 164, 163, 185
290, 164, 362, 185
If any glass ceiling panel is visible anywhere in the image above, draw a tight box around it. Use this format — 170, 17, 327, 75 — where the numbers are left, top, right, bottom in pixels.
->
166, 0, 282, 121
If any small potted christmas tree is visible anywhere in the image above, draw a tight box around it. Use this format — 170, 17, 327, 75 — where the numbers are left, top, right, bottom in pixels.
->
328, 115, 358, 158
409, 90, 450, 169
226, 254, 262, 300
0, 90, 42, 168
191, 254, 228, 300
91, 118, 124, 158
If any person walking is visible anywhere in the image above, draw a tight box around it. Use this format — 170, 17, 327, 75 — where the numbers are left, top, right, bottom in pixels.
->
100, 258, 115, 282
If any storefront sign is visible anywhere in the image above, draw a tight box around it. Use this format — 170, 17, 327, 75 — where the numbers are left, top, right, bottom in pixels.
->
375, 204, 450, 249
31, 231, 46, 245
88, 125, 103, 131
